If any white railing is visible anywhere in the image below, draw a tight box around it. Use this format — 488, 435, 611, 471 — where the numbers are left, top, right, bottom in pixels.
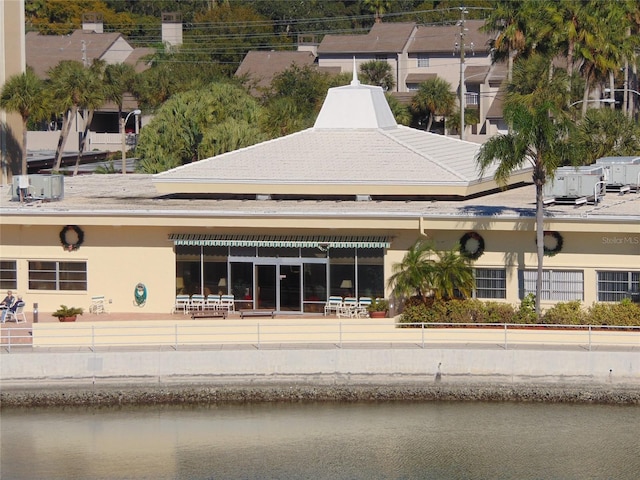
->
2, 322, 639, 353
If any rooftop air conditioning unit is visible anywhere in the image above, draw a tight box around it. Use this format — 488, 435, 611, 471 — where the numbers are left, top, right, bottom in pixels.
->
544, 166, 605, 204
11, 174, 64, 202
594, 156, 640, 190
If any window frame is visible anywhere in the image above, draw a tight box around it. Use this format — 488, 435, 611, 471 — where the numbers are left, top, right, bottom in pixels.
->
473, 268, 506, 299
0, 260, 18, 290
28, 260, 88, 291
519, 269, 584, 301
596, 271, 640, 302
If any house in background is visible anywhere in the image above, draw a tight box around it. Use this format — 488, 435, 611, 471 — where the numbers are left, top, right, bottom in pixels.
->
25, 12, 154, 153
236, 21, 505, 141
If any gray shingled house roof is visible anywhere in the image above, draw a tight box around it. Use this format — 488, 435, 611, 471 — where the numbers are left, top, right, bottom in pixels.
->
26, 30, 150, 79
235, 50, 318, 95
408, 20, 493, 54
153, 73, 529, 199
317, 22, 417, 54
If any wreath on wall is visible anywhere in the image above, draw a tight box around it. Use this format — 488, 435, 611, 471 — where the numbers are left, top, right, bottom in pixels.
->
134, 283, 147, 306
60, 225, 84, 251
459, 231, 485, 260
537, 230, 563, 257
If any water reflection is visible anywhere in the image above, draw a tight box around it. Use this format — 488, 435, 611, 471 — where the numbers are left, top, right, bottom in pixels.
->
2, 401, 639, 479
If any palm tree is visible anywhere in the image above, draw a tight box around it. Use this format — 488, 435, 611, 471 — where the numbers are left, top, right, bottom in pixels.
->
103, 62, 137, 172
387, 240, 436, 302
74, 60, 106, 175
430, 246, 474, 301
363, 0, 392, 23
0, 68, 46, 177
410, 78, 456, 132
388, 240, 475, 304
476, 68, 573, 317
48, 61, 97, 171
359, 60, 395, 91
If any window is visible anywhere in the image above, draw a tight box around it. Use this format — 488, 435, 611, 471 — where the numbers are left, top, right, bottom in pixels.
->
474, 268, 506, 299
520, 270, 583, 301
375, 55, 387, 62
417, 55, 429, 67
597, 271, 640, 301
0, 261, 17, 290
28, 261, 87, 291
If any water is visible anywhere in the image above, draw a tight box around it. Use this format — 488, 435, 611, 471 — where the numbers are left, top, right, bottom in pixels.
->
2, 401, 639, 479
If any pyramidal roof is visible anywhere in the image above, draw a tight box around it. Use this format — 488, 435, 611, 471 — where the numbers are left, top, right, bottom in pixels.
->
314, 68, 397, 130
153, 71, 530, 200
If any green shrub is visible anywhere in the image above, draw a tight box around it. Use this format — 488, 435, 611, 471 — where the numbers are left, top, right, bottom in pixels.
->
587, 299, 640, 326
398, 303, 432, 325
484, 301, 517, 323
541, 301, 586, 325
515, 293, 537, 323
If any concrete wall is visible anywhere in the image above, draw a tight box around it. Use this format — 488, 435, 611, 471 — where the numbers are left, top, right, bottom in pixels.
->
1, 347, 637, 387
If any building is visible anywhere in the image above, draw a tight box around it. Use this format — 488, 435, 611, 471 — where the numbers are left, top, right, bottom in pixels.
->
0, 0, 26, 184
1, 74, 637, 316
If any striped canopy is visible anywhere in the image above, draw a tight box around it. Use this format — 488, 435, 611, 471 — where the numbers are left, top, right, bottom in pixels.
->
169, 234, 390, 249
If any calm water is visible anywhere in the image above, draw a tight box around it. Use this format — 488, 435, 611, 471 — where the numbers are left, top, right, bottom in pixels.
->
1, 401, 639, 480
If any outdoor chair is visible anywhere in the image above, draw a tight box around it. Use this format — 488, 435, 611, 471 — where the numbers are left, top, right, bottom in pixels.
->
89, 295, 106, 314
173, 295, 191, 314
189, 294, 206, 312
338, 297, 359, 318
323, 296, 343, 316
5, 304, 27, 323
355, 297, 372, 318
219, 294, 235, 311
205, 294, 221, 310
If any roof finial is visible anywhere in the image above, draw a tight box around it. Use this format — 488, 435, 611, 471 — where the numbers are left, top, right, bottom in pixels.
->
351, 56, 360, 86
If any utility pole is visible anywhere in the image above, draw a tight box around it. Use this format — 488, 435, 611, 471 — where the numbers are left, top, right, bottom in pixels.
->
458, 7, 467, 141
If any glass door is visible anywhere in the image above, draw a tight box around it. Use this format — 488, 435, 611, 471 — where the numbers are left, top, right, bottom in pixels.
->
256, 264, 276, 310
279, 264, 301, 312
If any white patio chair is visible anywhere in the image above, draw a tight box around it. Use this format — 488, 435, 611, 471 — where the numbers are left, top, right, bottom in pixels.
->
173, 295, 191, 314
190, 294, 206, 312
5, 304, 27, 323
206, 294, 221, 310
219, 294, 235, 311
355, 297, 372, 318
323, 296, 343, 316
338, 297, 359, 318
89, 295, 106, 314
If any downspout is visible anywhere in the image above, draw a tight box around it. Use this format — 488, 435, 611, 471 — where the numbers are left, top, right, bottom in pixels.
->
419, 217, 428, 237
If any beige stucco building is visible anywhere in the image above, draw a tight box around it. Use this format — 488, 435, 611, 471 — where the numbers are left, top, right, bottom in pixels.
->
1, 76, 638, 317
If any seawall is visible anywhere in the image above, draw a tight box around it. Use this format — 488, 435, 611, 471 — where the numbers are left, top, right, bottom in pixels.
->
2, 347, 639, 406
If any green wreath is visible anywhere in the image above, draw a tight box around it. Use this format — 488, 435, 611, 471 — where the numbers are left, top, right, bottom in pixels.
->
60, 225, 84, 251
459, 231, 485, 260
537, 231, 563, 257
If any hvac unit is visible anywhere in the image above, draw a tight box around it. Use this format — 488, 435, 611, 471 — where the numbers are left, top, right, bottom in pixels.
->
544, 166, 605, 205
11, 174, 64, 202
594, 156, 640, 191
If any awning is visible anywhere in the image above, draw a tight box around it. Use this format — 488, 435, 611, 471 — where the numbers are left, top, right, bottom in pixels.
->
169, 234, 390, 249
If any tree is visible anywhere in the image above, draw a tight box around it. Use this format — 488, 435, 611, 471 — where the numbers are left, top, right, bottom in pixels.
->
359, 60, 395, 91
385, 94, 411, 126
103, 62, 136, 174
476, 59, 573, 317
571, 108, 640, 165
47, 61, 98, 171
136, 82, 264, 172
73, 60, 106, 175
387, 239, 474, 304
388, 240, 437, 303
410, 77, 456, 132
0, 68, 46, 177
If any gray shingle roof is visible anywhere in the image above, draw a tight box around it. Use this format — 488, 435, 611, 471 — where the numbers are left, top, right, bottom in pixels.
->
26, 30, 122, 78
318, 22, 416, 54
235, 50, 318, 94
408, 20, 493, 54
